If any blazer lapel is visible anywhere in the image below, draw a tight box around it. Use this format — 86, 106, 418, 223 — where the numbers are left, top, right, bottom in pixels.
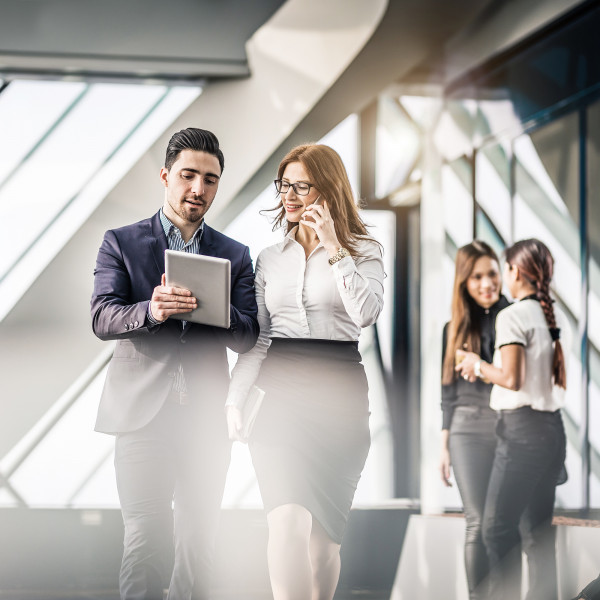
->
149, 211, 168, 278
199, 224, 218, 258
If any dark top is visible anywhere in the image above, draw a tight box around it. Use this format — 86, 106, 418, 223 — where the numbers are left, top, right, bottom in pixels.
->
441, 295, 510, 430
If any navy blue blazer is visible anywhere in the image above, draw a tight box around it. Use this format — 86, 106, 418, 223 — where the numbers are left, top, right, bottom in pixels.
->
91, 210, 259, 434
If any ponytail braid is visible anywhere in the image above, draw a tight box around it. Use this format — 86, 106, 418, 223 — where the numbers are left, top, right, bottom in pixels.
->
537, 278, 567, 389
506, 238, 567, 390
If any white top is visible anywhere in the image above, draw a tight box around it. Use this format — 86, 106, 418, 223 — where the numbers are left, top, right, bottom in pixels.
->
490, 299, 571, 411
226, 227, 385, 408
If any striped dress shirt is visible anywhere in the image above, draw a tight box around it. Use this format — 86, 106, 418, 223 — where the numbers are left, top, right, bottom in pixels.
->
147, 209, 205, 400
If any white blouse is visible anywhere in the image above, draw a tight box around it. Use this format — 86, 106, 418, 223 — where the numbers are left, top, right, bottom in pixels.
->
226, 227, 385, 408
490, 299, 571, 412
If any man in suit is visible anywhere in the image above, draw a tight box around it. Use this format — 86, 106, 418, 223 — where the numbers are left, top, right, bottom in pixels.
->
91, 127, 259, 600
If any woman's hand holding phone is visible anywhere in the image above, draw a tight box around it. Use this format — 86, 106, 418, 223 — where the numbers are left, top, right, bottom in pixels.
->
301, 195, 322, 222
301, 196, 341, 255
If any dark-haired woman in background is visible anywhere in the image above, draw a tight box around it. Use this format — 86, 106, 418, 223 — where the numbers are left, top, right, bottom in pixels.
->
440, 240, 509, 600
457, 238, 571, 600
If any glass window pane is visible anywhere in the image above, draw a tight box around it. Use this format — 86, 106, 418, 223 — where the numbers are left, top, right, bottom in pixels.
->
0, 82, 168, 278
376, 96, 420, 198
475, 142, 511, 242
434, 99, 474, 162
514, 114, 580, 318
319, 113, 359, 194
0, 80, 87, 184
0, 85, 201, 322
588, 99, 600, 508
555, 298, 583, 509
443, 157, 473, 247
3, 369, 116, 508
0, 82, 201, 507
514, 114, 582, 508
477, 100, 521, 141
475, 209, 504, 258
446, 4, 600, 132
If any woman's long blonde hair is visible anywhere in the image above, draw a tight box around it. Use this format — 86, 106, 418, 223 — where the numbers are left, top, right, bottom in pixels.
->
442, 241, 500, 385
267, 144, 378, 257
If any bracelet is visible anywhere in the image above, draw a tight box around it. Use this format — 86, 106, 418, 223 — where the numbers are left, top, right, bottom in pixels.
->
474, 360, 482, 378
328, 247, 350, 265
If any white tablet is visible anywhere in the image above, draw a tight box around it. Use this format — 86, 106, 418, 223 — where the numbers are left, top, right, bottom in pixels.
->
164, 250, 231, 328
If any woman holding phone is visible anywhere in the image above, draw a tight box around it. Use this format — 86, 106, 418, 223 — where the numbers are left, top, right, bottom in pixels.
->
225, 143, 384, 600
440, 240, 509, 600
457, 238, 570, 600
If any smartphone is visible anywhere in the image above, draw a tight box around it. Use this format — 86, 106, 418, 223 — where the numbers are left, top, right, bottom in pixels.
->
302, 195, 323, 222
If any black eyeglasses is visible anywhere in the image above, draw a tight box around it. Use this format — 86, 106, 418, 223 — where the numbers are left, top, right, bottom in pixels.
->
274, 179, 315, 196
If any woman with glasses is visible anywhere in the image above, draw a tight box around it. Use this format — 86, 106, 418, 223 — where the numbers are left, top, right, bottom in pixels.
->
225, 143, 384, 600
440, 240, 509, 600
456, 238, 570, 600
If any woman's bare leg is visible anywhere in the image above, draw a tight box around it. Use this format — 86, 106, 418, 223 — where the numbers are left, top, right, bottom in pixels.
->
309, 518, 341, 600
266, 504, 312, 600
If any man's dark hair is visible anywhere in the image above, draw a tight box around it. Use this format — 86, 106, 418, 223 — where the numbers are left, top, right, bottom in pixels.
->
164, 127, 225, 173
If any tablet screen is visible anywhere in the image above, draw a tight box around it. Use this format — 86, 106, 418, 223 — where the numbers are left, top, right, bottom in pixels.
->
164, 250, 231, 328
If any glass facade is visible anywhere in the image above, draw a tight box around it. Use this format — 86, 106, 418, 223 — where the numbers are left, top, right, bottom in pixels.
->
434, 1, 600, 511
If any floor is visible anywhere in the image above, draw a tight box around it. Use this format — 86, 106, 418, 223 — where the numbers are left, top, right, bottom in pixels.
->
0, 591, 390, 600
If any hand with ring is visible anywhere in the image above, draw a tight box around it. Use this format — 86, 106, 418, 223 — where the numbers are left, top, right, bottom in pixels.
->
455, 349, 480, 383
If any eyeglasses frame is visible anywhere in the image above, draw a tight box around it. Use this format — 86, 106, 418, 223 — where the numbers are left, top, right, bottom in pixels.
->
273, 179, 316, 197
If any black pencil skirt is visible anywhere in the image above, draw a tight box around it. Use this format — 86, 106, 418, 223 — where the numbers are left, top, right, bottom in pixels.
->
249, 337, 371, 544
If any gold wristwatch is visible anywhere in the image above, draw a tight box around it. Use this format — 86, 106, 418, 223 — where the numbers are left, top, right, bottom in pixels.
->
328, 247, 350, 265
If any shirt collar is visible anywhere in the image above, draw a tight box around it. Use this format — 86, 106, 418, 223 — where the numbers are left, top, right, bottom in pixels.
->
159, 208, 204, 244
282, 226, 298, 248
281, 225, 322, 251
